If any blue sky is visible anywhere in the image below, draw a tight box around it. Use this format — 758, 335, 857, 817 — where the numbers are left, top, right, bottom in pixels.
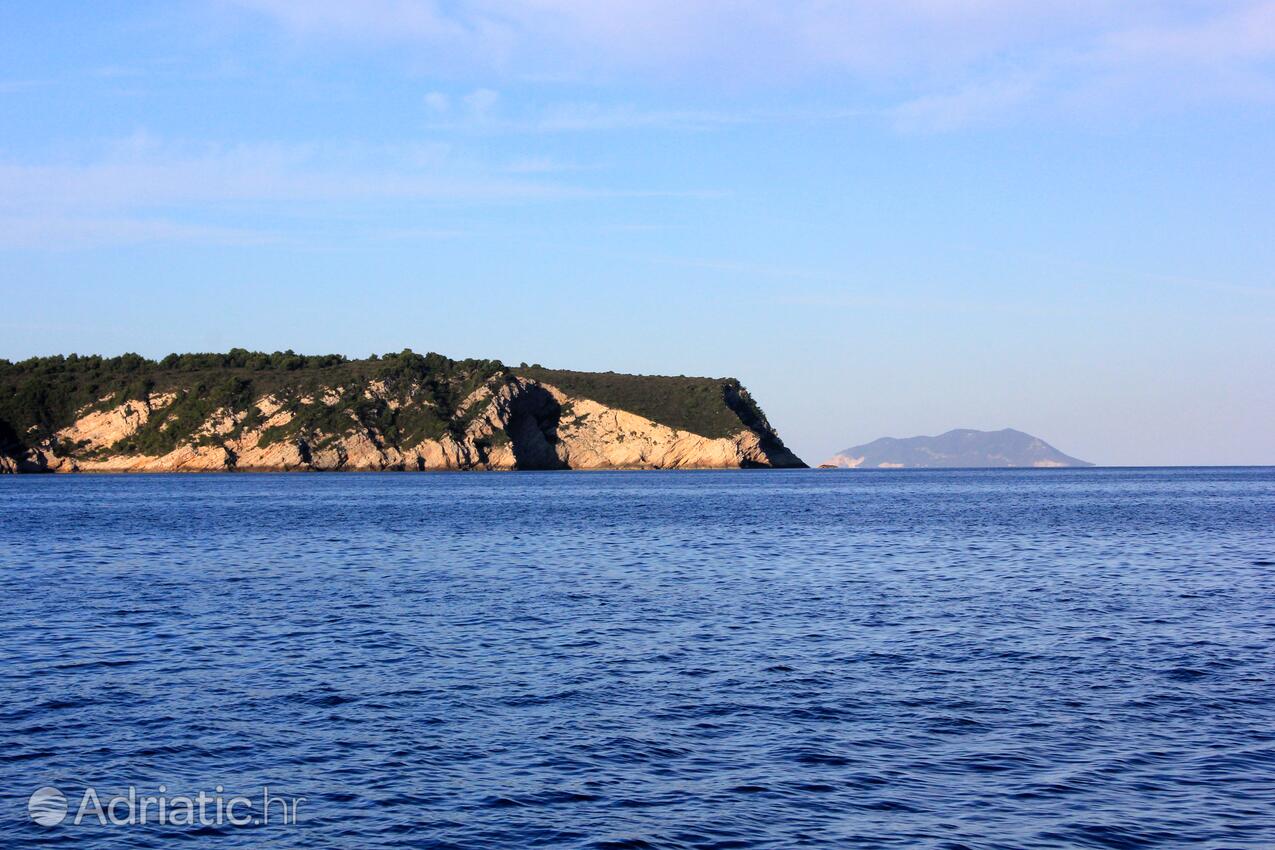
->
2, 1, 1273, 465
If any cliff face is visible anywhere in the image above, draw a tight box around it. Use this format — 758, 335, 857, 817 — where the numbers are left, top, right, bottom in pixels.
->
1, 355, 804, 472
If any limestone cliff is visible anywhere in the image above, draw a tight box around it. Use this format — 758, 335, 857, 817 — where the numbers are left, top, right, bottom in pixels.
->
0, 351, 805, 472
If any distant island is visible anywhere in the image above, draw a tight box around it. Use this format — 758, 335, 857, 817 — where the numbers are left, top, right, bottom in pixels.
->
820, 428, 1092, 469
0, 351, 806, 473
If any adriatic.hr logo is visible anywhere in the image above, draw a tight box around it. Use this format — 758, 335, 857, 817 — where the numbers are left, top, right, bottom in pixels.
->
26, 784, 304, 828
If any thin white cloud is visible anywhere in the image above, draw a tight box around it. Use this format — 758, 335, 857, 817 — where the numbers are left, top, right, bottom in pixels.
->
420, 98, 867, 134
769, 290, 1077, 319
369, 226, 470, 241
461, 87, 500, 117
0, 216, 278, 249
892, 78, 1035, 133
224, 0, 1275, 122
1102, 1, 1275, 63
422, 104, 740, 133
0, 79, 51, 93
228, 0, 465, 41
531, 103, 746, 132
0, 137, 715, 247
90, 65, 145, 79
501, 156, 576, 174
227, 1, 1275, 70
0, 141, 585, 213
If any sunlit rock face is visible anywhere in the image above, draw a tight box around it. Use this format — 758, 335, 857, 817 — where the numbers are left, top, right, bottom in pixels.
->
3, 356, 806, 473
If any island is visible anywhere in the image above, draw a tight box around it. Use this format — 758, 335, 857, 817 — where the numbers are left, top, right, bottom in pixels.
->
0, 350, 806, 472
820, 428, 1092, 469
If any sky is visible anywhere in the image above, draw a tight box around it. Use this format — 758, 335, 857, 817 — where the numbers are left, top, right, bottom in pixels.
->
1, 1, 1273, 466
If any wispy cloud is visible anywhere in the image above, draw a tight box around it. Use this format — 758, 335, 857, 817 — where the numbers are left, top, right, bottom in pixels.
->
642, 255, 831, 282
768, 290, 1077, 319
419, 91, 868, 134
423, 91, 450, 112
90, 65, 146, 79
500, 155, 584, 174
224, 0, 1275, 125
423, 101, 755, 133
228, 0, 465, 42
1101, 1, 1275, 63
0, 79, 52, 94
368, 225, 471, 241
0, 135, 715, 247
226, 2, 1275, 68
892, 78, 1036, 133
0, 139, 582, 211
462, 87, 500, 116
983, 246, 1275, 302
0, 217, 278, 249
531, 103, 748, 132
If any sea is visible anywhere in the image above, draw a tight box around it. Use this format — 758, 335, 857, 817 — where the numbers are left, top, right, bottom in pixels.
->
1, 468, 1273, 849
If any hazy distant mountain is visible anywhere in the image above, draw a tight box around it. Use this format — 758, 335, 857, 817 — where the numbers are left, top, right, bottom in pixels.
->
820, 428, 1092, 469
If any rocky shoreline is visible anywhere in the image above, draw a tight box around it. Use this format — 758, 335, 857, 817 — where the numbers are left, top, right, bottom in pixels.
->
2, 370, 805, 473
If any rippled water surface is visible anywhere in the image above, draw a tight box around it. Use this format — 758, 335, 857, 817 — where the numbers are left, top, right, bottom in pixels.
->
2, 468, 1274, 848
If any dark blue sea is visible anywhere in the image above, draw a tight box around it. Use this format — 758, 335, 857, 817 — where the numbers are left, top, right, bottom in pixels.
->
2, 468, 1273, 849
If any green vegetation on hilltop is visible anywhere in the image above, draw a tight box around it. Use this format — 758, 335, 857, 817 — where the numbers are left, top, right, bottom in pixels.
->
0, 350, 778, 462
514, 366, 771, 439
0, 349, 504, 456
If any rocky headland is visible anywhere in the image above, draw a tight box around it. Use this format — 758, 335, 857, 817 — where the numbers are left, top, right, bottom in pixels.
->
0, 351, 805, 472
